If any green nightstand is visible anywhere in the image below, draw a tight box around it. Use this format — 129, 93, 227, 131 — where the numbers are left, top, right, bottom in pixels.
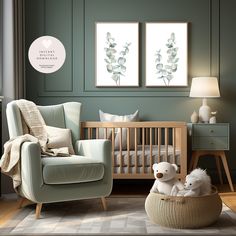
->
188, 123, 234, 192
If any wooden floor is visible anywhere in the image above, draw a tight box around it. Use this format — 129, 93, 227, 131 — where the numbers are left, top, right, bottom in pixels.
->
219, 190, 236, 212
0, 195, 21, 227
0, 183, 236, 228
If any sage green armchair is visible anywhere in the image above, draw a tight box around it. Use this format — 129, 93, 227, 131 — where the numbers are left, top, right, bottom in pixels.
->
6, 101, 112, 218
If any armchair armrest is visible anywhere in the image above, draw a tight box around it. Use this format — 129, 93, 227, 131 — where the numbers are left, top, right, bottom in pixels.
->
75, 139, 111, 162
20, 142, 43, 201
75, 139, 112, 182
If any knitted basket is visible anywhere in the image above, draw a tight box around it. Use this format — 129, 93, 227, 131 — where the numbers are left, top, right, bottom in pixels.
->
145, 186, 222, 229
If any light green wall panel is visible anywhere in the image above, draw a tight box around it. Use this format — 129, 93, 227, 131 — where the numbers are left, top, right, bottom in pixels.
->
44, 0, 73, 92
25, 0, 220, 98
25, 0, 83, 97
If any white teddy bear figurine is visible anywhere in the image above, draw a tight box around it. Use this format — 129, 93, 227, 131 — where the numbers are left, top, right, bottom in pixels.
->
177, 168, 212, 197
150, 162, 184, 196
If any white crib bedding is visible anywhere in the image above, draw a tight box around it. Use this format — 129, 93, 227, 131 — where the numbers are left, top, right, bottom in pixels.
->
114, 166, 151, 174
113, 144, 181, 167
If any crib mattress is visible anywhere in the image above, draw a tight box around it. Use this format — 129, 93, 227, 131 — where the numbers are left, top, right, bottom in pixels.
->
113, 166, 151, 174
113, 145, 181, 167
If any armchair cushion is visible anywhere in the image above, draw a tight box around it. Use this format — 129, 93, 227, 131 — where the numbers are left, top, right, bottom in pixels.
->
42, 156, 104, 185
46, 126, 75, 155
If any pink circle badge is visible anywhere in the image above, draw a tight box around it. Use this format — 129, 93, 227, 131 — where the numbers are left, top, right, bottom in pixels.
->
28, 36, 66, 74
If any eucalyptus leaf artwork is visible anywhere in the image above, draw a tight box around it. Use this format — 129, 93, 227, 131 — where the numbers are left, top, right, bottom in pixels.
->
104, 32, 131, 86
155, 33, 179, 86
96, 23, 139, 87
145, 23, 188, 87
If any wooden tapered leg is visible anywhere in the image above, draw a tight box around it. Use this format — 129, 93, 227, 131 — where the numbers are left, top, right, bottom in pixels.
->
18, 197, 26, 209
189, 152, 197, 172
220, 151, 234, 192
188, 155, 194, 172
101, 197, 107, 211
35, 203, 43, 219
192, 153, 199, 170
215, 156, 223, 184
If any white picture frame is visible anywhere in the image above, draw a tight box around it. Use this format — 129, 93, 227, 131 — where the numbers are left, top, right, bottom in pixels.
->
145, 22, 188, 87
96, 22, 139, 87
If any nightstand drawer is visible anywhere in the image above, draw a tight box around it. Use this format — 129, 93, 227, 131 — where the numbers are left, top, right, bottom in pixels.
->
192, 124, 228, 137
192, 137, 229, 150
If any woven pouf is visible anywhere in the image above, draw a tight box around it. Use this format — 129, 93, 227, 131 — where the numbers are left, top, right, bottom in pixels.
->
145, 187, 222, 229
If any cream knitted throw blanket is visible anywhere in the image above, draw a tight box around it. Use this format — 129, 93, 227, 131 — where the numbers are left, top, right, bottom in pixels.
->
16, 99, 48, 152
0, 134, 38, 189
0, 100, 70, 190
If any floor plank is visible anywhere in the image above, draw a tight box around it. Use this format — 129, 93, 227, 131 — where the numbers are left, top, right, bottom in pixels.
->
219, 192, 236, 212
0, 195, 33, 227
0, 197, 20, 227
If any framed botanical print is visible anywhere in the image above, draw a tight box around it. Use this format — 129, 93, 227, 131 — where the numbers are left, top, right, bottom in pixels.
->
145, 22, 188, 87
96, 22, 139, 87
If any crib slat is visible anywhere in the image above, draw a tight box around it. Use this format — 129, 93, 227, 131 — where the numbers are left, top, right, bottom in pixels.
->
154, 128, 157, 145
80, 124, 85, 139
158, 128, 161, 163
165, 128, 168, 161
180, 126, 188, 179
112, 128, 115, 174
88, 128, 91, 139
150, 128, 153, 171
135, 128, 138, 174
119, 128, 123, 173
145, 128, 149, 145
105, 128, 108, 139
127, 128, 130, 173
142, 128, 145, 173
172, 128, 176, 164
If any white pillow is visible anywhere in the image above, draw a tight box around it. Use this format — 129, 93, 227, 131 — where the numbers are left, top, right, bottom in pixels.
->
99, 110, 139, 150
46, 126, 75, 155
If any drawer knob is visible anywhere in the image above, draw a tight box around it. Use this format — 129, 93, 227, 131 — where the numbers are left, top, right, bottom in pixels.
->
210, 130, 214, 133
210, 142, 214, 145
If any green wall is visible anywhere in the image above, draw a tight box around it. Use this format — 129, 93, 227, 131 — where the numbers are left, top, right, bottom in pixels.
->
25, 0, 236, 182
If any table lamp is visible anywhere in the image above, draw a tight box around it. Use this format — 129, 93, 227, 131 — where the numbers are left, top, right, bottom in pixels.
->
189, 77, 220, 123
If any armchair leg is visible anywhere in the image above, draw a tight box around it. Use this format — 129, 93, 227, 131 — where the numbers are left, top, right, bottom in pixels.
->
35, 203, 43, 219
101, 197, 107, 211
18, 197, 27, 209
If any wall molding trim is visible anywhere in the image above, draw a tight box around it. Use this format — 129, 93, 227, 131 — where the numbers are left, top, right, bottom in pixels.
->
28, 0, 220, 97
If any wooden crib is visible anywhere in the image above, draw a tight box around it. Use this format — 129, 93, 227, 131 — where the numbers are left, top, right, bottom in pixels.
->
81, 121, 187, 180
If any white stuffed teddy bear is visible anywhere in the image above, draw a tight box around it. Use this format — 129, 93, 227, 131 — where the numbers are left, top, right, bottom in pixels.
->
150, 162, 184, 196
177, 168, 211, 197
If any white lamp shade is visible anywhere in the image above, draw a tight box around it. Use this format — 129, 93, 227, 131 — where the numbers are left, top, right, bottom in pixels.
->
189, 77, 220, 98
